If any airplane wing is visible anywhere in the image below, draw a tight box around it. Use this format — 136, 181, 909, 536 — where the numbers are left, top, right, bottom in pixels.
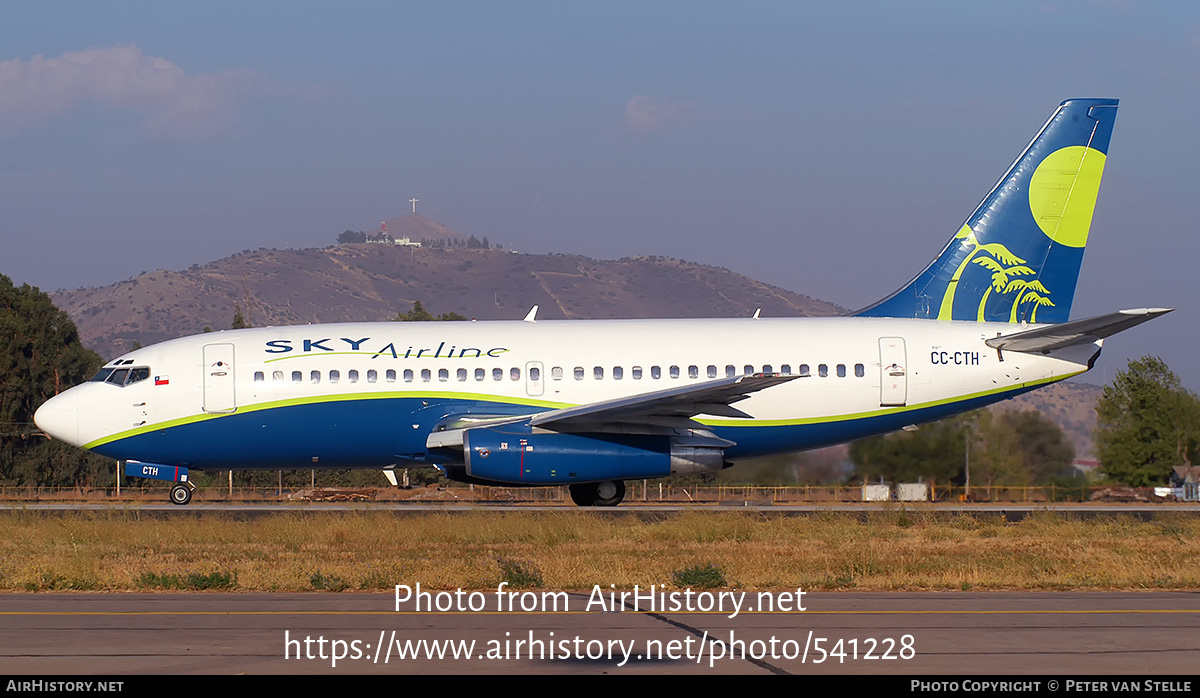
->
426, 373, 799, 448
984, 308, 1173, 354
530, 373, 800, 428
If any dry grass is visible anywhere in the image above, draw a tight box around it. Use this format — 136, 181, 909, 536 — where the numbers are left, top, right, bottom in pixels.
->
0, 510, 1197, 592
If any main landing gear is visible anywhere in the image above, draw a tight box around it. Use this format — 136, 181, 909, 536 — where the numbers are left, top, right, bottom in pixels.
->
568, 480, 626, 507
169, 482, 195, 506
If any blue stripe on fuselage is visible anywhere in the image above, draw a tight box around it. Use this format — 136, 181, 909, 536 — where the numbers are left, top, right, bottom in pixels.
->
90, 384, 1043, 471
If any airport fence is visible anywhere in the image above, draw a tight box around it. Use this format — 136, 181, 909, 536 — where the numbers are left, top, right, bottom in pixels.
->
0, 482, 1178, 505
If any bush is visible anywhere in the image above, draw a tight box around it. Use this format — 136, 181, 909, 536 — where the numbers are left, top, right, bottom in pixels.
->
496, 557, 543, 588
671, 563, 727, 589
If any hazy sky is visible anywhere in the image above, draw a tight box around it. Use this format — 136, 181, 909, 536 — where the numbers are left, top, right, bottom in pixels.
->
3, 2, 1199, 388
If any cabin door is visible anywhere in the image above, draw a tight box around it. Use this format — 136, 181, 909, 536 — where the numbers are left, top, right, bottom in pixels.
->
879, 337, 907, 407
202, 343, 237, 413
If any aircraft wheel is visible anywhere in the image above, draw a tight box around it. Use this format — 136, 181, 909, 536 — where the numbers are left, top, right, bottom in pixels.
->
568, 483, 595, 507
593, 480, 625, 507
569, 481, 625, 507
170, 483, 192, 506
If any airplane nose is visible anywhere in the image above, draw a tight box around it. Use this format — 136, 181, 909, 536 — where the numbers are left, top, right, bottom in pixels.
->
34, 390, 80, 446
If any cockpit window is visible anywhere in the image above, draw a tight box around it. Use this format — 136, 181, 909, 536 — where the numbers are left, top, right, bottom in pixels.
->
94, 366, 151, 387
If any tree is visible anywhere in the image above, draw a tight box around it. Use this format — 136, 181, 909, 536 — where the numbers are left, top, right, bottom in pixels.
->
850, 415, 968, 484
1096, 356, 1200, 486
0, 274, 108, 485
396, 301, 434, 322
849, 408, 1073, 487
998, 410, 1075, 483
337, 230, 367, 244
967, 410, 1029, 488
231, 305, 249, 329
395, 301, 467, 322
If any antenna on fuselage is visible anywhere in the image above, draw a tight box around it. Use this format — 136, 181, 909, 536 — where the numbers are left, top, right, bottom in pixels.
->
752, 308, 761, 319
523, 305, 539, 323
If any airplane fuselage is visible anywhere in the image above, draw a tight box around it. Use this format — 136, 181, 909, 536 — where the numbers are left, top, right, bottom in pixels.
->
38, 317, 1096, 474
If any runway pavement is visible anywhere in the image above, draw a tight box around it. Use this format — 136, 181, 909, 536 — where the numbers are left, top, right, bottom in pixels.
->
2, 591, 1198, 675
3, 502, 1199, 518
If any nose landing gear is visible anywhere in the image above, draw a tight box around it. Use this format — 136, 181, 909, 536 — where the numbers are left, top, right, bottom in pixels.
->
169, 482, 195, 506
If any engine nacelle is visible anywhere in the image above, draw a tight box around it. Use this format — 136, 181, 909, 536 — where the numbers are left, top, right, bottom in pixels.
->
461, 424, 726, 485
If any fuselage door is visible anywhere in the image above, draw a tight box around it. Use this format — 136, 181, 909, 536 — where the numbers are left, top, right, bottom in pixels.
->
525, 361, 544, 397
203, 343, 237, 413
879, 337, 907, 406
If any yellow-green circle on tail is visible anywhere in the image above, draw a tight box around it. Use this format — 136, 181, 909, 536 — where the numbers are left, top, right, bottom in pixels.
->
1028, 146, 1107, 248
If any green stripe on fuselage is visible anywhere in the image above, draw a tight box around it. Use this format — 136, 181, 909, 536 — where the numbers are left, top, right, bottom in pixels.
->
81, 371, 1082, 451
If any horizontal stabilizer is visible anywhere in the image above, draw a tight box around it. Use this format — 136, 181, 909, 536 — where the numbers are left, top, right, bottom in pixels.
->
984, 308, 1172, 353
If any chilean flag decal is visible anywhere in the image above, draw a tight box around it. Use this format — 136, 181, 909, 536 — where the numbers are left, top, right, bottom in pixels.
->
155, 375, 169, 386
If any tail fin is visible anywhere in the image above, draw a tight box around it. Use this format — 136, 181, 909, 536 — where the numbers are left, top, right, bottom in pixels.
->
855, 98, 1118, 324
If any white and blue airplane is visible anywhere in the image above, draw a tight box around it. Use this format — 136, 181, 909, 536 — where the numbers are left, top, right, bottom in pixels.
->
35, 98, 1168, 506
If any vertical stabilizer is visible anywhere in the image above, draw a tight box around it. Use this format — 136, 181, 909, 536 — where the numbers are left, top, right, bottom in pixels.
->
855, 98, 1118, 323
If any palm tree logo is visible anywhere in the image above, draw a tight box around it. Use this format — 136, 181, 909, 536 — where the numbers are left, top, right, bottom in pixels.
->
936, 225, 1028, 320
972, 257, 1034, 321
1003, 279, 1055, 322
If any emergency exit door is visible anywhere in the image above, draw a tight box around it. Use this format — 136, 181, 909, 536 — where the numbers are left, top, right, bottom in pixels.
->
203, 343, 237, 413
879, 337, 907, 407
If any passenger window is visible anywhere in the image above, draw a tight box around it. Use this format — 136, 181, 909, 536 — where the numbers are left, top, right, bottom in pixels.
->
494, 368, 504, 381
651, 366, 661, 379
800, 364, 810, 377
292, 371, 302, 383
403, 369, 413, 383
386, 369, 396, 382
837, 364, 846, 378
613, 366, 623, 380
530, 367, 541, 381
818, 364, 828, 377
254, 371, 265, 382
310, 370, 321, 384
476, 368, 486, 381
688, 365, 698, 379
367, 369, 377, 383
632, 366, 643, 380
457, 368, 467, 382
273, 371, 284, 382
763, 364, 773, 375
510, 367, 521, 381
574, 366, 585, 380
781, 364, 791, 375
593, 366, 604, 380
707, 365, 717, 379
855, 363, 865, 378
744, 365, 754, 376
726, 365, 736, 378
348, 370, 359, 383
329, 370, 340, 383
670, 365, 680, 379
421, 369, 431, 382
438, 369, 449, 382
551, 367, 563, 381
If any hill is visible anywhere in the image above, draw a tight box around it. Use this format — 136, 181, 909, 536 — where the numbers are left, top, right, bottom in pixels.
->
51, 244, 842, 361
381, 214, 467, 245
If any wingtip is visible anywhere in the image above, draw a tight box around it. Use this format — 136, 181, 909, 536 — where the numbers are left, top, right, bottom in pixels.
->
1118, 307, 1174, 316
